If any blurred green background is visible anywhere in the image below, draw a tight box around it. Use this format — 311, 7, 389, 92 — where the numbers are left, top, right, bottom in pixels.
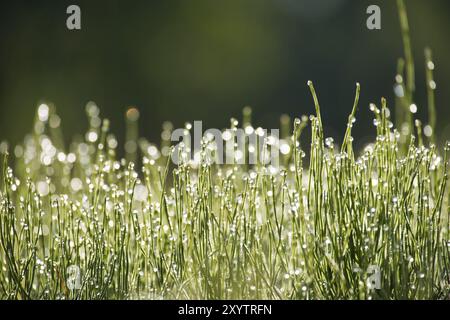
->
1, 0, 449, 150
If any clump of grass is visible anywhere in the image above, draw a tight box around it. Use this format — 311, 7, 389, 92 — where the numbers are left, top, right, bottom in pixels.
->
0, 0, 449, 300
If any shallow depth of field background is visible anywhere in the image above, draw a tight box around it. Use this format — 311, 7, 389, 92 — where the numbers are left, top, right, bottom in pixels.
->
1, 0, 449, 152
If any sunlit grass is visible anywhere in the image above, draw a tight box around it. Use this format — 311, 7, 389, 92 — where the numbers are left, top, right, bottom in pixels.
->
0, 0, 449, 300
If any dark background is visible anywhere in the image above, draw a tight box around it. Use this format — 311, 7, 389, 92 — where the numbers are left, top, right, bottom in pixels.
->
1, 0, 449, 151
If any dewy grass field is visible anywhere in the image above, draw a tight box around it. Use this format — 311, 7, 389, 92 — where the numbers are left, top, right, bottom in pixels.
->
0, 0, 449, 300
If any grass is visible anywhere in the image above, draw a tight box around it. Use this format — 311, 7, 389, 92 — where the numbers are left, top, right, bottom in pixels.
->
1, 0, 449, 300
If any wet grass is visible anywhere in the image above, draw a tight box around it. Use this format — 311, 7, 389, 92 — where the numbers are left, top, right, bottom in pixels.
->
0, 0, 449, 299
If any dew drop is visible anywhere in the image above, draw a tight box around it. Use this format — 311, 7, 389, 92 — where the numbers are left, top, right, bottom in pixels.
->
38, 104, 50, 122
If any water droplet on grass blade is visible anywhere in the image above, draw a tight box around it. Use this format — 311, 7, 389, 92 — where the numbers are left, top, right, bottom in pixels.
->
38, 104, 50, 122
394, 84, 404, 97
428, 80, 436, 90
325, 137, 334, 148
36, 181, 49, 196
409, 104, 417, 114
134, 184, 148, 202
423, 125, 433, 137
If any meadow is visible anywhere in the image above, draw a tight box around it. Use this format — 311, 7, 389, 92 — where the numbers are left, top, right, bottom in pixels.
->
0, 0, 449, 299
